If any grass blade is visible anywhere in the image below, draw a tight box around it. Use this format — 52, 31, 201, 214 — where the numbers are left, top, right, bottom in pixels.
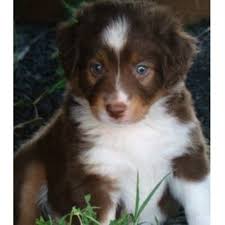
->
134, 172, 140, 219
47, 79, 65, 94
84, 215, 101, 225
136, 173, 171, 220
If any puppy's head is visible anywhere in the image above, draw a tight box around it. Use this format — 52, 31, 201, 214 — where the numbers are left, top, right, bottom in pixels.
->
57, 0, 197, 124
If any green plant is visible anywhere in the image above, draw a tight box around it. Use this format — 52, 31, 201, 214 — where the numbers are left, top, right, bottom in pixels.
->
36, 173, 170, 225
62, 0, 96, 21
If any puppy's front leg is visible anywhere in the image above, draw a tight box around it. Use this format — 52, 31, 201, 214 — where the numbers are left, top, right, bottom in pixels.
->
69, 175, 119, 225
169, 175, 210, 225
91, 192, 117, 225
169, 149, 210, 225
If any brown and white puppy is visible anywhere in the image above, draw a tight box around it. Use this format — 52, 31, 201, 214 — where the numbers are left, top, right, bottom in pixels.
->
14, 1, 210, 225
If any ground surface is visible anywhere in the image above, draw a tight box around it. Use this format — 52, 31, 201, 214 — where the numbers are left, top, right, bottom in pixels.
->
14, 20, 210, 224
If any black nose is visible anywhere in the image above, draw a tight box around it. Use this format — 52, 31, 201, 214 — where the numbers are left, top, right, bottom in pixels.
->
106, 102, 127, 119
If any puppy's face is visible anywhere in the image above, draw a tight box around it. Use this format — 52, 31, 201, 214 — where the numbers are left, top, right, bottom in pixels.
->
57, 1, 197, 124
76, 17, 163, 124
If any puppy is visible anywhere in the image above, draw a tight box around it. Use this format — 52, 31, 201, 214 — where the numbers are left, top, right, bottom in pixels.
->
14, 1, 210, 225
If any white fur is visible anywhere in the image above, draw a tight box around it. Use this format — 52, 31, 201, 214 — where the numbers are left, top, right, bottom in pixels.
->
36, 185, 58, 218
102, 17, 130, 106
117, 90, 129, 104
115, 54, 122, 95
37, 184, 48, 207
169, 175, 210, 225
102, 16, 129, 93
102, 16, 129, 52
72, 97, 195, 224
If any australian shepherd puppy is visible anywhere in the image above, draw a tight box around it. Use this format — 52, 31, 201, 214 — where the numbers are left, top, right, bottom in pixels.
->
14, 1, 210, 225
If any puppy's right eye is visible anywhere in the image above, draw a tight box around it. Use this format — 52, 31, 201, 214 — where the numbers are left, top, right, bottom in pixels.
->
90, 62, 104, 76
136, 65, 149, 76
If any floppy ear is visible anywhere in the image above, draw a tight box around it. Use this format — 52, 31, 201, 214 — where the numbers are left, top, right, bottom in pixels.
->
164, 31, 198, 88
56, 21, 79, 80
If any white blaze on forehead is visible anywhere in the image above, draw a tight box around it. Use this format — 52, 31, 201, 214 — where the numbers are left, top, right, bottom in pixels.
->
102, 16, 129, 52
102, 16, 130, 105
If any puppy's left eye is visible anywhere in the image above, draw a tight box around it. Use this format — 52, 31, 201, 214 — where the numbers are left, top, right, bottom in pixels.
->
90, 62, 104, 76
135, 65, 149, 77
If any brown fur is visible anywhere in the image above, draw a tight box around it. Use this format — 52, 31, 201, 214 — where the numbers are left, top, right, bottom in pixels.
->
166, 88, 196, 123
14, 106, 118, 224
14, 1, 209, 224
16, 162, 46, 225
172, 126, 210, 181
158, 186, 180, 217
166, 89, 209, 181
173, 148, 209, 181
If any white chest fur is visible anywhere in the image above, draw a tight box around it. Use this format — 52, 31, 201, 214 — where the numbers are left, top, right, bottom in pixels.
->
73, 98, 194, 223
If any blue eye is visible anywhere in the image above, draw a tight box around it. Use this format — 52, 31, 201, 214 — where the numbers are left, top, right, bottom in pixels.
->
136, 65, 149, 76
90, 62, 104, 75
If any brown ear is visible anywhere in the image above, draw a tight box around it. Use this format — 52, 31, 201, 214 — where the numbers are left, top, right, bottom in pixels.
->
56, 21, 79, 79
164, 31, 198, 88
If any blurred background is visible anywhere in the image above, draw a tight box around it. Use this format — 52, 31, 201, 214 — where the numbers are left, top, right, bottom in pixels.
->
15, 0, 209, 24
14, 1, 210, 223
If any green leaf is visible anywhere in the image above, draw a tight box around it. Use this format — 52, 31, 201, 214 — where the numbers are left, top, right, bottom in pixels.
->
47, 79, 66, 94
62, 0, 88, 22
58, 215, 69, 225
84, 194, 91, 204
61, 0, 77, 21
84, 215, 101, 225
